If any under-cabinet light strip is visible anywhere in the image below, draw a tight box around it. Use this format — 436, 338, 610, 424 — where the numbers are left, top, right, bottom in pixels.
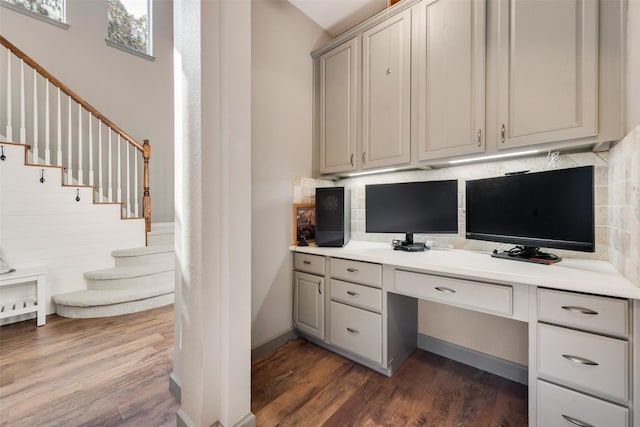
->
448, 149, 539, 165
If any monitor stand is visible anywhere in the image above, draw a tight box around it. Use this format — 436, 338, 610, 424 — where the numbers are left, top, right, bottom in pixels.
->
392, 233, 429, 252
491, 246, 561, 265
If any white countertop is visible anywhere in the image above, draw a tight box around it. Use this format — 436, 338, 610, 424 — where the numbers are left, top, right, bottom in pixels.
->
291, 241, 640, 300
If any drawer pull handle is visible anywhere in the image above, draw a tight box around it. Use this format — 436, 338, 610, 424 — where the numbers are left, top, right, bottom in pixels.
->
561, 305, 598, 315
303, 260, 312, 265
346, 327, 360, 335
435, 286, 456, 294
346, 291, 359, 297
346, 268, 359, 273
561, 414, 595, 427
562, 354, 599, 366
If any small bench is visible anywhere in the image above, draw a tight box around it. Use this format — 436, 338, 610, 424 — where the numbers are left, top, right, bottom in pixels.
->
0, 267, 47, 326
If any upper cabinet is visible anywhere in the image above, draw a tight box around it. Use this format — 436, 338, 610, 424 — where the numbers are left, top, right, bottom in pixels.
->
318, 38, 359, 174
361, 9, 412, 169
496, 0, 598, 149
311, 0, 623, 176
414, 0, 486, 161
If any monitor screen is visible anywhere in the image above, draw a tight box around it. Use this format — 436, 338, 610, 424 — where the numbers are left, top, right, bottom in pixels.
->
365, 180, 459, 236
465, 166, 595, 253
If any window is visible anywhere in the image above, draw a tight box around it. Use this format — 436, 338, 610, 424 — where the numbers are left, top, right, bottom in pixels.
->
107, 0, 152, 57
1, 0, 65, 23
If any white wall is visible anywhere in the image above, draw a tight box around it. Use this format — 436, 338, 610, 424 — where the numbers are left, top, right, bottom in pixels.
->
628, 0, 640, 130
0, 143, 145, 314
0, 0, 175, 223
251, 0, 331, 347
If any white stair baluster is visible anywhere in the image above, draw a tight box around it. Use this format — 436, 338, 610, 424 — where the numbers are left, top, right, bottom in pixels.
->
67, 97, 72, 184
32, 68, 38, 163
126, 143, 132, 217
56, 87, 62, 166
45, 80, 51, 164
19, 59, 26, 145
108, 131, 113, 202
98, 120, 103, 201
117, 134, 122, 205
88, 114, 94, 186
134, 152, 139, 216
6, 53, 12, 141
77, 106, 83, 184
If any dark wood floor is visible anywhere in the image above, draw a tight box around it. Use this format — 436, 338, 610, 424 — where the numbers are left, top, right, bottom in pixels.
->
0, 305, 178, 427
252, 339, 528, 427
1, 306, 527, 426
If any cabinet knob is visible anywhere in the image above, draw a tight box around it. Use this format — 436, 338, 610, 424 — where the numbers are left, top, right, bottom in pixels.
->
346, 290, 359, 297
561, 414, 595, 427
435, 286, 456, 294
346, 327, 360, 335
346, 267, 359, 273
501, 124, 506, 144
303, 260, 312, 265
318, 282, 322, 295
561, 305, 598, 315
477, 129, 482, 147
350, 154, 354, 167
362, 152, 366, 165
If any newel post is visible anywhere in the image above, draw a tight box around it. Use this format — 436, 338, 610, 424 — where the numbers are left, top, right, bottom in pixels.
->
143, 139, 151, 233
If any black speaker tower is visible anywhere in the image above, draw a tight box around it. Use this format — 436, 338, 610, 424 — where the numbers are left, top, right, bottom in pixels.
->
315, 187, 350, 247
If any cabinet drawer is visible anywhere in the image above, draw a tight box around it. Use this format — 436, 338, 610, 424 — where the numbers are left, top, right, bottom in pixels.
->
330, 301, 382, 364
538, 288, 629, 337
331, 279, 382, 312
331, 258, 381, 287
538, 323, 629, 402
537, 380, 629, 427
294, 253, 325, 275
394, 270, 512, 316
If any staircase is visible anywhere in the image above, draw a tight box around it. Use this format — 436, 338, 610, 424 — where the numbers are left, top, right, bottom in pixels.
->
54, 238, 174, 318
0, 36, 173, 320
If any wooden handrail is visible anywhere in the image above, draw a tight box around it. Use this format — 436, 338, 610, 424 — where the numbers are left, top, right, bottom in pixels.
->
1, 35, 152, 238
0, 35, 143, 152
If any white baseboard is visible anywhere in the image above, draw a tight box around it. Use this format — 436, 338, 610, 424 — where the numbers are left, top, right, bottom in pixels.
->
418, 334, 528, 385
169, 371, 181, 403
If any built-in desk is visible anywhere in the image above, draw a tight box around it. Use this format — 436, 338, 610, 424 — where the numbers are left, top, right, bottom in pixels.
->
291, 241, 640, 427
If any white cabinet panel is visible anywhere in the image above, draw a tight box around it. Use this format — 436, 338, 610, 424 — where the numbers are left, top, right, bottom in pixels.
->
319, 39, 359, 174
361, 9, 411, 169
537, 323, 629, 403
538, 288, 629, 337
330, 301, 382, 363
415, 0, 486, 160
537, 380, 629, 427
331, 258, 382, 287
294, 271, 325, 340
497, 0, 598, 148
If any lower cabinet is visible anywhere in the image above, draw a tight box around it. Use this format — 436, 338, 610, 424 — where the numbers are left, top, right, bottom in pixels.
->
537, 380, 629, 427
293, 271, 325, 340
535, 288, 631, 427
330, 300, 382, 364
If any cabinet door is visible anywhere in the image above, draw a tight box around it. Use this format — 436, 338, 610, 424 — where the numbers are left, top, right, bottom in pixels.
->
319, 39, 359, 174
497, 0, 598, 149
362, 9, 411, 169
415, 0, 486, 161
294, 271, 325, 340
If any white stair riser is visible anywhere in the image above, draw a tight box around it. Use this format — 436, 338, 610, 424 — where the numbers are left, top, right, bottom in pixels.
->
86, 270, 173, 291
148, 233, 174, 246
56, 294, 174, 318
114, 252, 175, 267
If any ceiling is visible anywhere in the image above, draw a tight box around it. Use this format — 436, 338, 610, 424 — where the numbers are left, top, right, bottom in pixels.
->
288, 0, 388, 37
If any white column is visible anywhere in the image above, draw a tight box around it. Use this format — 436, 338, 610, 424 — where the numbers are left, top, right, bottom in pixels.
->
174, 1, 253, 426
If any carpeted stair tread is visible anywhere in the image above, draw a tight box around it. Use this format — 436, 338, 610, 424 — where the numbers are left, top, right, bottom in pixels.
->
111, 245, 173, 258
84, 264, 173, 280
53, 285, 174, 307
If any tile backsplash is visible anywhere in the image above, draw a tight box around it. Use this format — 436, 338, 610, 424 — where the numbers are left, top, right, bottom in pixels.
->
294, 128, 639, 286
607, 125, 640, 286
